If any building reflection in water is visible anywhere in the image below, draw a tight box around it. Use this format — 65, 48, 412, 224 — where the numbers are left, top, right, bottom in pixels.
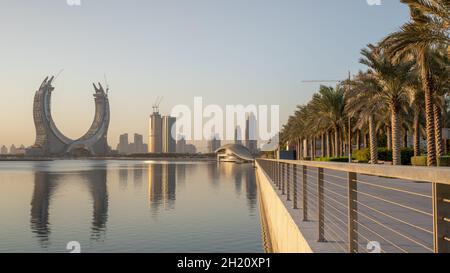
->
133, 164, 144, 189
147, 163, 176, 213
219, 163, 257, 212
119, 165, 128, 190
176, 163, 186, 186
30, 169, 108, 246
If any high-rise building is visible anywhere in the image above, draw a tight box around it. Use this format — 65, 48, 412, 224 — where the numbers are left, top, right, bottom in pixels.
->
10, 145, 17, 155
130, 133, 146, 154
184, 144, 197, 154
118, 134, 129, 155
176, 136, 187, 154
148, 111, 163, 153
208, 134, 221, 153
16, 145, 26, 155
234, 126, 243, 145
0, 145, 8, 155
162, 116, 176, 154
245, 113, 258, 154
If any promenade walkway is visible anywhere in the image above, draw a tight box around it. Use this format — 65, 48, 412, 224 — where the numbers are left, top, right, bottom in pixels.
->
257, 159, 449, 253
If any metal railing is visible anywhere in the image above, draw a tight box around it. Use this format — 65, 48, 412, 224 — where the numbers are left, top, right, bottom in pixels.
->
257, 159, 450, 253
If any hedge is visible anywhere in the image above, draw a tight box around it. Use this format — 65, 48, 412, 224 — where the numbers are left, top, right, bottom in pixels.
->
314, 157, 352, 163
409, 156, 450, 166
411, 156, 427, 166
353, 148, 414, 165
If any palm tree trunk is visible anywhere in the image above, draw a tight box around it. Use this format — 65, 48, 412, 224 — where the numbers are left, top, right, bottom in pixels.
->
306, 137, 310, 158
369, 115, 378, 164
391, 105, 401, 165
300, 138, 304, 160
386, 125, 392, 150
421, 62, 437, 166
321, 133, 325, 158
434, 104, 443, 158
403, 128, 408, 149
363, 132, 367, 149
356, 129, 361, 151
413, 111, 421, 157
326, 130, 331, 157
312, 136, 316, 160
334, 126, 339, 157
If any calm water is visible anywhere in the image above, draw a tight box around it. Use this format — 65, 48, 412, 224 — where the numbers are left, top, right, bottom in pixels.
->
0, 160, 264, 253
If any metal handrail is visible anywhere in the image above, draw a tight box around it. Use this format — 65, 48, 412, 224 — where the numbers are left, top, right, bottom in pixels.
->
257, 158, 450, 253
260, 159, 450, 185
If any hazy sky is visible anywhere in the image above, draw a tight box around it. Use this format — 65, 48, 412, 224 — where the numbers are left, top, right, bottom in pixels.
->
0, 0, 409, 148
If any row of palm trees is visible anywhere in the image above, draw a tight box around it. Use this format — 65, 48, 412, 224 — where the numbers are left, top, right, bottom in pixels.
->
280, 0, 449, 166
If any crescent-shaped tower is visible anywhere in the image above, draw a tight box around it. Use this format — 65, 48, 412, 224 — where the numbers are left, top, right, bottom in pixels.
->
27, 76, 110, 157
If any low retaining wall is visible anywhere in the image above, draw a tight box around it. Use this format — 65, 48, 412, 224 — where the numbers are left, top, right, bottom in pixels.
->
256, 161, 313, 253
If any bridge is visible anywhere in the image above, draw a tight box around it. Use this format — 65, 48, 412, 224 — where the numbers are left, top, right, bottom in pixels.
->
256, 159, 450, 253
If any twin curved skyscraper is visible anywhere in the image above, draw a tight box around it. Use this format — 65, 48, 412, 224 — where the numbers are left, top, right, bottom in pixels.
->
26, 76, 110, 157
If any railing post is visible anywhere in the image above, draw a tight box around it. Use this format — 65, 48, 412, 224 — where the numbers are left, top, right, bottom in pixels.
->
348, 172, 358, 253
271, 161, 274, 182
293, 164, 298, 209
277, 162, 281, 190
302, 165, 308, 221
317, 167, 325, 242
281, 163, 286, 195
287, 164, 291, 201
432, 183, 450, 253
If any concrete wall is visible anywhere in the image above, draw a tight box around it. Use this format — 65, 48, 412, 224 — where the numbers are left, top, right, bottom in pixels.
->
256, 162, 313, 253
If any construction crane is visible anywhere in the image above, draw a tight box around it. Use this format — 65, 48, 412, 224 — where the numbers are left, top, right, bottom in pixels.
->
301, 80, 342, 83
52, 69, 64, 84
152, 96, 163, 113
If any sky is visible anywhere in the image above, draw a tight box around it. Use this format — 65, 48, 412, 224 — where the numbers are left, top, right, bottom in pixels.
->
0, 0, 410, 149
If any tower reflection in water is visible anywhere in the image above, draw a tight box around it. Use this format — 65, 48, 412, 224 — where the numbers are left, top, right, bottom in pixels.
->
30, 169, 108, 247
147, 163, 176, 213
28, 161, 258, 249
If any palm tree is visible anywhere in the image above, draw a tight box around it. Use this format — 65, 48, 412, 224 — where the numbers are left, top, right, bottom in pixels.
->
310, 86, 347, 158
346, 72, 385, 164
381, 0, 450, 165
430, 48, 450, 158
359, 45, 415, 165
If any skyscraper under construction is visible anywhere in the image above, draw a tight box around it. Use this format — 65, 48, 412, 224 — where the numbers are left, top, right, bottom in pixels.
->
148, 100, 176, 154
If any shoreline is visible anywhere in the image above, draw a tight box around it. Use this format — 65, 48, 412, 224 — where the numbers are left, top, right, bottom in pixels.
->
0, 156, 217, 162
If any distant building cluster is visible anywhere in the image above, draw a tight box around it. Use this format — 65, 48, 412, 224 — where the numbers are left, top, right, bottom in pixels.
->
176, 136, 197, 154
116, 134, 148, 155
208, 134, 221, 153
0, 144, 27, 155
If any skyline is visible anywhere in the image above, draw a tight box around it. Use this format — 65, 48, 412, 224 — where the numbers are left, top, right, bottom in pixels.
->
0, 1, 410, 147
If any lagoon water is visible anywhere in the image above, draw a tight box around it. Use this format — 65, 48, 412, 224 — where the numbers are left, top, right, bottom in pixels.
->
0, 160, 264, 253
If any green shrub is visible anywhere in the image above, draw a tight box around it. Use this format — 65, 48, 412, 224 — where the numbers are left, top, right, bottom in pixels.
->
378, 148, 392, 162
353, 147, 414, 165
401, 148, 414, 165
410, 156, 450, 167
438, 156, 450, 167
303, 156, 312, 161
354, 149, 370, 163
411, 156, 427, 166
